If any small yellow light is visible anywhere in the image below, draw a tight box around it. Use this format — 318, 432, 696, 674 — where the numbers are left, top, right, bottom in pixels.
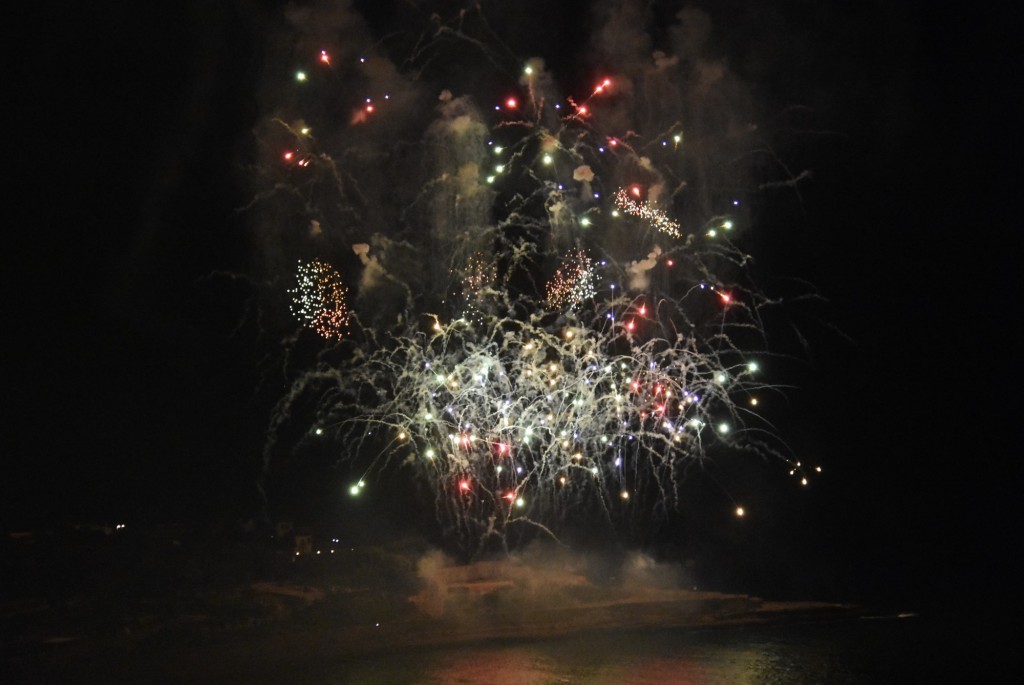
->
736, 506, 745, 517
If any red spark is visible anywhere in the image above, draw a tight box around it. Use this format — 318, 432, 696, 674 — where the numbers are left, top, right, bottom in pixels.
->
503, 491, 516, 502
459, 480, 471, 492
719, 292, 732, 304
319, 50, 330, 65
282, 151, 294, 161
666, 259, 675, 267
505, 97, 518, 109
626, 320, 635, 331
631, 185, 641, 197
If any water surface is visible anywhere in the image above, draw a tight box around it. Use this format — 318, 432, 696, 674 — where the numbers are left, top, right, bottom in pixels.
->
312, 615, 967, 684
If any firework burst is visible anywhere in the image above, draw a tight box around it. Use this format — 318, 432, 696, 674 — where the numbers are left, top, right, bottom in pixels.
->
455, 254, 497, 325
614, 188, 683, 239
248, 5, 821, 556
289, 259, 350, 340
546, 250, 597, 311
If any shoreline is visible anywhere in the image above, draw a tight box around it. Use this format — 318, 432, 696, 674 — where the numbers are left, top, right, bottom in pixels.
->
352, 595, 863, 654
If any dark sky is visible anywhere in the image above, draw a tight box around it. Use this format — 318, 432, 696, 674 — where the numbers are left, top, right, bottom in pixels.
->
8, 1, 1019, 611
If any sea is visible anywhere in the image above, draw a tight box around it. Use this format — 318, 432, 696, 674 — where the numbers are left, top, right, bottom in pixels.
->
18, 612, 1006, 684
295, 613, 1001, 684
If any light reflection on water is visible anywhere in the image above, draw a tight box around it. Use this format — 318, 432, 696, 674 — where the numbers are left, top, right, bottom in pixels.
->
323, 617, 935, 685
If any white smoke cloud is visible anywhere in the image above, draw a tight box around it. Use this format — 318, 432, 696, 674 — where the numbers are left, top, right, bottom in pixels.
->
573, 165, 594, 183
545, 197, 576, 245
620, 552, 689, 592
352, 242, 388, 292
426, 94, 492, 242
627, 246, 662, 291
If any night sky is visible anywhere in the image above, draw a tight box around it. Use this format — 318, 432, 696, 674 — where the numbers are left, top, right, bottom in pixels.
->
8, 1, 1018, 613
